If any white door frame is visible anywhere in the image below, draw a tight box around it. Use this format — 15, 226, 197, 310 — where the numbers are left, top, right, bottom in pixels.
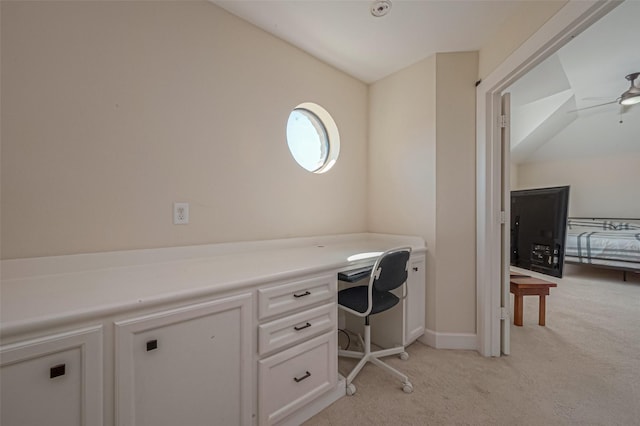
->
475, 0, 621, 357
500, 92, 511, 356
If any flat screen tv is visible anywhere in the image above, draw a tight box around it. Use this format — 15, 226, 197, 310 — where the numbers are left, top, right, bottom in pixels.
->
510, 185, 570, 278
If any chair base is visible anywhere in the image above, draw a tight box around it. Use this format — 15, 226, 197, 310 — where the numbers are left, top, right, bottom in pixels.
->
338, 324, 412, 395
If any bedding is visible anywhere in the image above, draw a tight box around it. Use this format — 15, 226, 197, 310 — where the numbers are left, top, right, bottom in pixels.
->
564, 218, 640, 276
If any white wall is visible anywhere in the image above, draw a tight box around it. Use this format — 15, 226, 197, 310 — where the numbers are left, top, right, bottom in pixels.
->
368, 55, 437, 328
368, 51, 478, 335
478, 1, 566, 80
516, 153, 640, 218
0, 1, 368, 259
434, 52, 479, 334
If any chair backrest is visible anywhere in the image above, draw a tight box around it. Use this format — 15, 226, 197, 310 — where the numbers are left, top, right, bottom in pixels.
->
372, 248, 411, 293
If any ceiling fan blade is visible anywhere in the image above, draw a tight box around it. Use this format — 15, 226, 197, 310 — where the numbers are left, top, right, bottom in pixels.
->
567, 100, 618, 113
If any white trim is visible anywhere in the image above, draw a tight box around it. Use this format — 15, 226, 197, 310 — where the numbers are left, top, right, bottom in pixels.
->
475, 0, 621, 357
419, 329, 477, 351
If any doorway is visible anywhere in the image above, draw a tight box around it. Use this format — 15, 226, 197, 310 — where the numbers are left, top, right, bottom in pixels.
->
475, 0, 621, 357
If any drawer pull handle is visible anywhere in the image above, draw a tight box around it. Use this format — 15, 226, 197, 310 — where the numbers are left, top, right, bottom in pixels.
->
146, 339, 158, 351
294, 322, 312, 331
293, 371, 311, 383
413, 267, 419, 271
293, 290, 311, 298
50, 364, 66, 379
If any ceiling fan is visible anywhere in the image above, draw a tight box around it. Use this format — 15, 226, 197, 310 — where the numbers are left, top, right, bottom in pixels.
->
570, 72, 640, 113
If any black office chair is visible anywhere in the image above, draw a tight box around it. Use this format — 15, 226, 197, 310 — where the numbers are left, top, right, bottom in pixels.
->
338, 247, 413, 395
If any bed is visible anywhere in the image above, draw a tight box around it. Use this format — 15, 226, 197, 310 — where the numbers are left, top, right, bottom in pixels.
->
564, 218, 640, 281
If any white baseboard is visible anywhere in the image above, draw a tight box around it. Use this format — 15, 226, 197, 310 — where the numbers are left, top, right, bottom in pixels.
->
419, 329, 478, 350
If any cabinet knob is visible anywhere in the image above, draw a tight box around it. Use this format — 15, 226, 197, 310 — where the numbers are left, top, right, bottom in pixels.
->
293, 371, 311, 383
293, 290, 311, 298
146, 339, 158, 351
294, 322, 311, 331
50, 364, 66, 379
413, 267, 419, 272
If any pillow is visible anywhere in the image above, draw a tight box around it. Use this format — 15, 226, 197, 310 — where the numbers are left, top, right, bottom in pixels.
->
614, 222, 640, 230
567, 219, 617, 230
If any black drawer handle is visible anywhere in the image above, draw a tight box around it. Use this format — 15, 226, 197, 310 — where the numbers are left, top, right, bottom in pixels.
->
50, 364, 66, 379
293, 291, 311, 298
294, 322, 311, 331
146, 339, 158, 352
413, 267, 419, 271
293, 371, 311, 383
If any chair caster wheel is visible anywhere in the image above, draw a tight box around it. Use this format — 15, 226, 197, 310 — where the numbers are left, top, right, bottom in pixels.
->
402, 382, 413, 393
346, 383, 356, 396
400, 351, 409, 361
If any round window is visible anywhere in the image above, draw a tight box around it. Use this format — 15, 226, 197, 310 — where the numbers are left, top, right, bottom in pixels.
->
286, 102, 339, 173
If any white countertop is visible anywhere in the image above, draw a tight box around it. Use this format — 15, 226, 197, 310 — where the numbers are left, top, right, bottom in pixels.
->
1, 233, 426, 338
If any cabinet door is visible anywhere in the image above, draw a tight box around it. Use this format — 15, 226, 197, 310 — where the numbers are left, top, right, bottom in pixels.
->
405, 255, 426, 344
0, 326, 103, 426
115, 293, 252, 426
258, 331, 337, 426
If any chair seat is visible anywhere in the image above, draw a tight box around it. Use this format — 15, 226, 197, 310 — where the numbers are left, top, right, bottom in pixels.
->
338, 285, 399, 315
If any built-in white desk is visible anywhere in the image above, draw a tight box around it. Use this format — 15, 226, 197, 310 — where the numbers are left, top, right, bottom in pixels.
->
1, 233, 426, 426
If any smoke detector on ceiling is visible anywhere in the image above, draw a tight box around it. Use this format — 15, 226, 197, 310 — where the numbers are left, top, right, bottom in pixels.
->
371, 0, 392, 17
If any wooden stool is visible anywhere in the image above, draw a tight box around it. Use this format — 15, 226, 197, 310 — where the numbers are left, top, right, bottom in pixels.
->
509, 277, 557, 326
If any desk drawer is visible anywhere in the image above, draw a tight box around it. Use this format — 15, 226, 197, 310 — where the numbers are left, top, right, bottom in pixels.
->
258, 331, 337, 426
258, 275, 336, 320
258, 303, 336, 356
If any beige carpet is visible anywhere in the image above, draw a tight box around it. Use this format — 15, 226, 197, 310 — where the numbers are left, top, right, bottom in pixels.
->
305, 265, 640, 425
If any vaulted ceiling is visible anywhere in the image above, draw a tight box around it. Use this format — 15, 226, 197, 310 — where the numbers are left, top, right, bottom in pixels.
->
212, 0, 639, 164
507, 0, 640, 164
212, 0, 536, 83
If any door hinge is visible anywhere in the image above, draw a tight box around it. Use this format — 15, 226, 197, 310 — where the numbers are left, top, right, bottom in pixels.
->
499, 115, 509, 128
500, 210, 506, 224
500, 307, 510, 320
